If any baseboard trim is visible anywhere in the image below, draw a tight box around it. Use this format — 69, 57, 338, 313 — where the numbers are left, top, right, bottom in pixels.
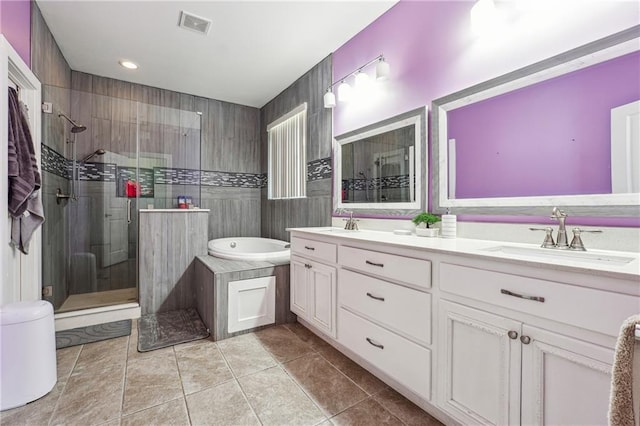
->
54, 303, 141, 331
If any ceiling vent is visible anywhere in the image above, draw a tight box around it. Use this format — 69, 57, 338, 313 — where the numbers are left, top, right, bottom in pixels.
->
178, 11, 212, 35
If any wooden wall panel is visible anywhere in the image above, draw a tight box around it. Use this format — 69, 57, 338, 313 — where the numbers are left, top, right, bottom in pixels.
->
139, 211, 208, 314
260, 56, 333, 241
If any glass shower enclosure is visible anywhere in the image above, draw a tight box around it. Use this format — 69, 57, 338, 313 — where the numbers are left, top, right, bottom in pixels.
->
41, 86, 201, 313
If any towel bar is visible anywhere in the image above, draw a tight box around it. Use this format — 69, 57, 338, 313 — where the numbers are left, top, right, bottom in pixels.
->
635, 324, 640, 341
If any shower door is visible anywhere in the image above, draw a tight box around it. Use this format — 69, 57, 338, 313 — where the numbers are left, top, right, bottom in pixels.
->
42, 86, 202, 313
56, 92, 139, 311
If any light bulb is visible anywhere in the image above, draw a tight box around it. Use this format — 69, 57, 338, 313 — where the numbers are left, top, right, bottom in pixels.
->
376, 59, 390, 80
338, 81, 352, 102
355, 70, 370, 88
323, 90, 336, 108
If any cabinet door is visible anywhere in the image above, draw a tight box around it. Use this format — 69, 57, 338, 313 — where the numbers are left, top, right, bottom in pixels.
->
521, 325, 613, 426
438, 300, 522, 426
228, 276, 275, 333
290, 257, 309, 318
308, 261, 337, 338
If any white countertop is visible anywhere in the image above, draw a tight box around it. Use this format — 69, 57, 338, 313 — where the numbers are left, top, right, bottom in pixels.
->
287, 227, 640, 280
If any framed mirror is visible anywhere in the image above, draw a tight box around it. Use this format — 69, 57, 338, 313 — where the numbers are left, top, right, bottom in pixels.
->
333, 106, 427, 214
432, 26, 640, 216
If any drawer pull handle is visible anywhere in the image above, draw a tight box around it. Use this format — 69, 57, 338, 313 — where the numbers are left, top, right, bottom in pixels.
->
366, 337, 384, 350
366, 292, 385, 302
305, 263, 312, 269
365, 260, 384, 268
501, 289, 545, 303
304, 246, 315, 251
508, 330, 518, 340
520, 335, 532, 345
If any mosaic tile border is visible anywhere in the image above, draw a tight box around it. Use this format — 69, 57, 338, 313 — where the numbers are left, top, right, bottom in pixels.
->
42, 146, 333, 189
201, 170, 267, 188
77, 162, 117, 182
41, 144, 69, 179
308, 157, 332, 181
154, 167, 267, 188
344, 174, 411, 190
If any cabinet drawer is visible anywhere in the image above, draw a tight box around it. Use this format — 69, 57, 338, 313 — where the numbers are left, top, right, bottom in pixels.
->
339, 269, 431, 345
291, 237, 336, 263
339, 246, 431, 289
339, 308, 431, 400
440, 262, 639, 337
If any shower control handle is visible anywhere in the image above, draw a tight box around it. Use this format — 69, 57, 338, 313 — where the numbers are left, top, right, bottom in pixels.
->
55, 188, 71, 205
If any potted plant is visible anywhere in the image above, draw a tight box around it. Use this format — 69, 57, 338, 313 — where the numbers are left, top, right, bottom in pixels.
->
412, 212, 440, 237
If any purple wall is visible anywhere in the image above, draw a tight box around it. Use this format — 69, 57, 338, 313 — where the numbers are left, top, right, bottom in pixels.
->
332, 1, 640, 225
450, 51, 640, 199
333, 1, 639, 135
0, 0, 31, 67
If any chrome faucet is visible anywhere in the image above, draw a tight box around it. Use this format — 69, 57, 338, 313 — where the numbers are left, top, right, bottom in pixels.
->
343, 211, 359, 230
550, 207, 569, 248
530, 207, 602, 251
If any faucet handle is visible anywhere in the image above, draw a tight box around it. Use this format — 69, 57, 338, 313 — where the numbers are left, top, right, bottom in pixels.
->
569, 228, 602, 251
550, 207, 567, 219
529, 227, 555, 248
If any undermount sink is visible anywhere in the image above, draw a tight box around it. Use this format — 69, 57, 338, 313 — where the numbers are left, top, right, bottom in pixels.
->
319, 228, 359, 233
482, 245, 635, 266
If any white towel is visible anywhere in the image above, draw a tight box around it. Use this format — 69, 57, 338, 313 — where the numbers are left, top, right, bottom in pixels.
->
609, 314, 640, 426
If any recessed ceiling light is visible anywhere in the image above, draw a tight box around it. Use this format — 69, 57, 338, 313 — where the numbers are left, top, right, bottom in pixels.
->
119, 60, 138, 70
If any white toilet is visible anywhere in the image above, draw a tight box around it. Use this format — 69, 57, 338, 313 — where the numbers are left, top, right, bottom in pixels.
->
0, 300, 57, 411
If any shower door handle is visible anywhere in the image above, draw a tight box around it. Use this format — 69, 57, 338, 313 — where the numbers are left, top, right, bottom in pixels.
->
127, 199, 132, 224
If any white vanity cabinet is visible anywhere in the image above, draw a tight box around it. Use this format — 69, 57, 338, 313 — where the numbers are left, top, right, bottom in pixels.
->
437, 261, 634, 426
288, 228, 640, 426
337, 245, 434, 400
290, 237, 337, 338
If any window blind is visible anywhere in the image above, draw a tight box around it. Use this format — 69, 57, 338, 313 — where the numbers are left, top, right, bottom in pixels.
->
267, 103, 307, 199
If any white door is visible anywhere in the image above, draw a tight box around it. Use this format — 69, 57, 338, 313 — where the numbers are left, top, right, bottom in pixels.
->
438, 300, 522, 426
290, 257, 309, 318
103, 196, 129, 267
611, 100, 640, 193
521, 325, 613, 426
308, 261, 337, 338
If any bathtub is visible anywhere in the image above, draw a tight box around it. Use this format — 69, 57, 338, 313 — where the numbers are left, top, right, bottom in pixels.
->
207, 237, 290, 262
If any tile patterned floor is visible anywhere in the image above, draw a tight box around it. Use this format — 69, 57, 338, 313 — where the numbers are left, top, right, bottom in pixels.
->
2, 321, 444, 426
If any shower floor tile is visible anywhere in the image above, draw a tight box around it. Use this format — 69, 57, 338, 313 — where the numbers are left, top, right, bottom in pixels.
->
57, 287, 137, 313
2, 322, 444, 426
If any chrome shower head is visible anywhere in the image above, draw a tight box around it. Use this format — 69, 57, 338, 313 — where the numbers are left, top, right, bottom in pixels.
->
81, 149, 106, 162
58, 113, 87, 133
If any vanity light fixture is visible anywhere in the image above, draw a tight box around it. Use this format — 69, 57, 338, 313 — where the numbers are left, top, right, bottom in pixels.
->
323, 89, 336, 108
376, 57, 390, 81
323, 54, 390, 108
337, 80, 352, 103
119, 60, 138, 70
354, 69, 370, 88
